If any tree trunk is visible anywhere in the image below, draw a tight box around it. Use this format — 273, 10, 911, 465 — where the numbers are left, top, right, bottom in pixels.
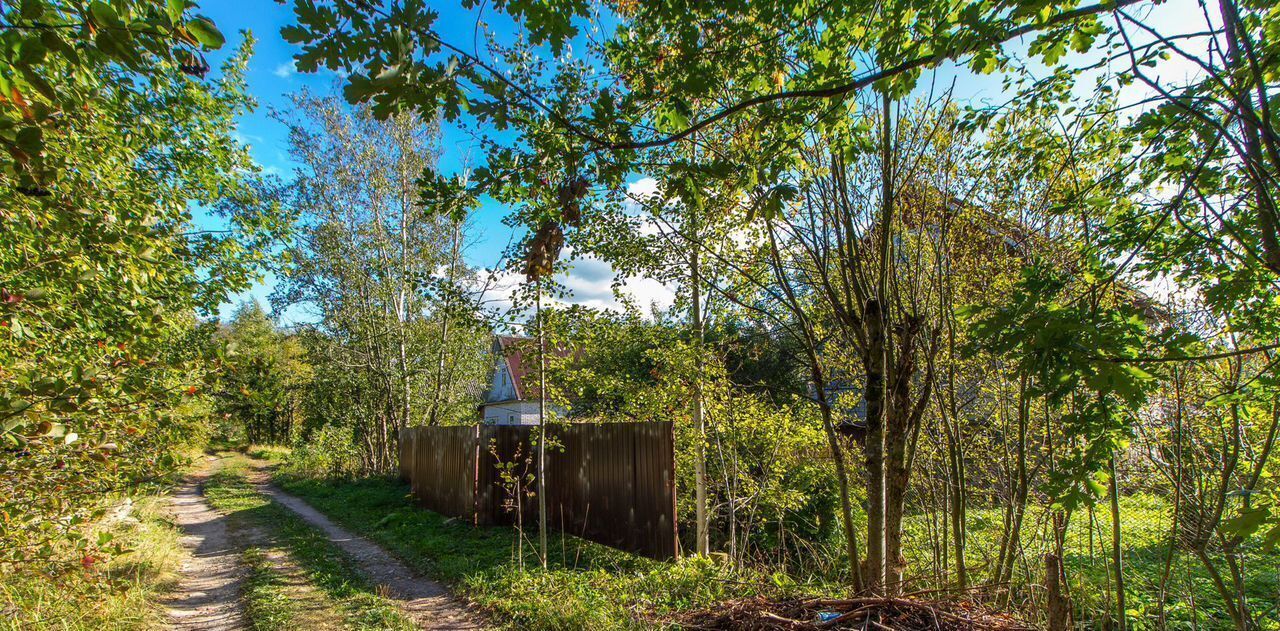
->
884, 367, 912, 593
536, 281, 549, 569
1109, 455, 1127, 631
1046, 553, 1071, 631
943, 385, 968, 589
997, 374, 1031, 608
865, 91, 896, 594
863, 298, 887, 594
428, 222, 462, 427
692, 226, 709, 556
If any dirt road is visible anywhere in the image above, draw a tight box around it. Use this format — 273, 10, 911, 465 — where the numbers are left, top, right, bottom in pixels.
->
163, 457, 246, 630
256, 479, 485, 629
164, 454, 486, 630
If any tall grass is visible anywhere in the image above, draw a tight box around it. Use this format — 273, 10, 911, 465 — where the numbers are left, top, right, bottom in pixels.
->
0, 495, 185, 630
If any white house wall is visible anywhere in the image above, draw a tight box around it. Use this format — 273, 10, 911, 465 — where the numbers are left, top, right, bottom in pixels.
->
486, 359, 518, 403
481, 400, 567, 426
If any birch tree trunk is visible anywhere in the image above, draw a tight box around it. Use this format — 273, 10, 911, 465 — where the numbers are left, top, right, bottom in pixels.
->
691, 218, 709, 556
536, 280, 549, 569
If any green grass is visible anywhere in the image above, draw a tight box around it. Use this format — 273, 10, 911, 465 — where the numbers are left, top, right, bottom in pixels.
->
242, 547, 302, 631
0, 495, 185, 630
203, 454, 416, 631
278, 470, 1280, 631
898, 495, 1280, 630
275, 474, 817, 630
245, 444, 292, 464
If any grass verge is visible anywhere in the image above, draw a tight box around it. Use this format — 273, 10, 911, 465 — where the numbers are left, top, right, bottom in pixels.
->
242, 547, 302, 631
0, 495, 184, 630
275, 474, 813, 630
278, 472, 1280, 630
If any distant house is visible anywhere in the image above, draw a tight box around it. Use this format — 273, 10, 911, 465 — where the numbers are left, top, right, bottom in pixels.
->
480, 336, 569, 425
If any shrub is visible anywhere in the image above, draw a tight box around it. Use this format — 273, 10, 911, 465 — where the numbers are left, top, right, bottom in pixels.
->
283, 425, 361, 478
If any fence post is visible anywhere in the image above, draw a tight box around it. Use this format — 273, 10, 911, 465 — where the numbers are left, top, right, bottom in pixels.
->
471, 424, 480, 526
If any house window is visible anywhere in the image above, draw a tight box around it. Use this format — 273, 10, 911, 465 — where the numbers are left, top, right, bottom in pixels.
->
508, 414, 515, 425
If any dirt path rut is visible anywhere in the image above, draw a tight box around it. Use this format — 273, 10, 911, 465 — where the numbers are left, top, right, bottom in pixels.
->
163, 458, 246, 630
254, 477, 486, 630
164, 454, 484, 630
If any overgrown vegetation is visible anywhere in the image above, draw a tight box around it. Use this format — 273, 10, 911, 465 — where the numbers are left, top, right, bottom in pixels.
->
0, 495, 185, 630
5, 0, 1280, 629
276, 472, 810, 630
1, 0, 290, 612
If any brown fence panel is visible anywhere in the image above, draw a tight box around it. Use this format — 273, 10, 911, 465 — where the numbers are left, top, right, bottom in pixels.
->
399, 422, 676, 560
473, 425, 538, 527
399, 425, 477, 521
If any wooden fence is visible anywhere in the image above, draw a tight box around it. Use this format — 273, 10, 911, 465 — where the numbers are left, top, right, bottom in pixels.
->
398, 421, 677, 560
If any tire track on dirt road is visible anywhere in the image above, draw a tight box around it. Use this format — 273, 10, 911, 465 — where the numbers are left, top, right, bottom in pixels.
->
248, 464, 487, 630
164, 456, 247, 630
165, 454, 485, 630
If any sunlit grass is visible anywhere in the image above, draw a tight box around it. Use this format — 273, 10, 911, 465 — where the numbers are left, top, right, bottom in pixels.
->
204, 453, 416, 631
0, 495, 184, 631
279, 469, 1280, 630
276, 474, 824, 630
899, 495, 1280, 629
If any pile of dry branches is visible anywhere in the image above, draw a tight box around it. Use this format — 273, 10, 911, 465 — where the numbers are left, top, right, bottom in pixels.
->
678, 596, 1036, 631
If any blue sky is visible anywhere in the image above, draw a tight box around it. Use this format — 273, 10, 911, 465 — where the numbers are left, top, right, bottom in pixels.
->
198, 0, 526, 322
197, 0, 1204, 324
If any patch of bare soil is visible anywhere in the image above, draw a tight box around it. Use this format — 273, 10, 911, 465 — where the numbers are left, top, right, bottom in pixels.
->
162, 456, 246, 631
245, 464, 486, 630
678, 596, 1036, 631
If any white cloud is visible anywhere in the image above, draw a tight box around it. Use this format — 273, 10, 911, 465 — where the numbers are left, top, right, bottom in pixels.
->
475, 248, 676, 322
273, 61, 297, 79
627, 176, 660, 200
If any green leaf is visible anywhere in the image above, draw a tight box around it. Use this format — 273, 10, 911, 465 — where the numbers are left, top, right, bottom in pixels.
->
186, 16, 225, 49
1222, 506, 1269, 539
3, 415, 25, 432
89, 1, 122, 29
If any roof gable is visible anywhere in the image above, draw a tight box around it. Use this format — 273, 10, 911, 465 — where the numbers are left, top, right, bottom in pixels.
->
493, 335, 572, 401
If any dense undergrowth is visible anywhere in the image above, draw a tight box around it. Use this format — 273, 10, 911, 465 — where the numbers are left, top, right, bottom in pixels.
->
278, 463, 1280, 630
276, 472, 822, 630
0, 494, 184, 630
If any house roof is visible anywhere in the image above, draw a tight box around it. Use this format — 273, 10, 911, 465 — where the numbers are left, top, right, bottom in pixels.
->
493, 335, 573, 401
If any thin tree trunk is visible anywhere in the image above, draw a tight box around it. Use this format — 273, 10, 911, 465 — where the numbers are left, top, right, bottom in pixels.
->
1159, 369, 1186, 630
943, 377, 968, 589
998, 374, 1031, 608
940, 305, 968, 588
692, 220, 709, 556
428, 222, 462, 427
536, 280, 548, 569
864, 298, 887, 594
865, 91, 896, 594
1109, 455, 1127, 631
